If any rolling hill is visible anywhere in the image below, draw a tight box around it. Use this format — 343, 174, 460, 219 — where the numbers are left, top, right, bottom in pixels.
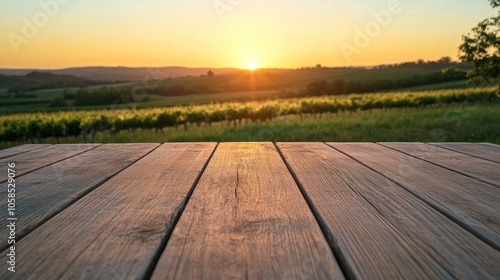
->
0, 66, 245, 82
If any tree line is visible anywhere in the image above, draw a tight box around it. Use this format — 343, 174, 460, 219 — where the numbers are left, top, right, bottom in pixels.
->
66, 69, 468, 107
300, 69, 466, 97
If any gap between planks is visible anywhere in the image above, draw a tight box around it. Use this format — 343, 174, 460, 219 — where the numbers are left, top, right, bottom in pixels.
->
428, 142, 500, 163
0, 144, 100, 184
277, 142, 500, 279
378, 142, 500, 188
151, 143, 344, 280
328, 142, 500, 251
0, 143, 216, 280
0, 144, 52, 160
0, 143, 159, 252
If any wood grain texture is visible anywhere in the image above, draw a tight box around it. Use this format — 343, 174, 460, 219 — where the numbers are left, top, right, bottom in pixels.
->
429, 142, 500, 163
0, 143, 216, 280
480, 143, 500, 149
328, 143, 500, 250
0, 144, 100, 183
278, 142, 500, 279
152, 143, 344, 280
0, 144, 51, 159
0, 143, 159, 252
379, 142, 500, 188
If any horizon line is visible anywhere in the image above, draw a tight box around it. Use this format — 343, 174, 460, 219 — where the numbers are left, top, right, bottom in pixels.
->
0, 58, 464, 71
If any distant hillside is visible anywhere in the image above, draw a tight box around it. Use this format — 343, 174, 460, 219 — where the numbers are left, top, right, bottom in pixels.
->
0, 71, 117, 91
145, 60, 474, 95
0, 58, 473, 93
0, 67, 245, 81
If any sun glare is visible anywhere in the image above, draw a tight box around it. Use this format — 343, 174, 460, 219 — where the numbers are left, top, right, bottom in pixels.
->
247, 62, 257, 71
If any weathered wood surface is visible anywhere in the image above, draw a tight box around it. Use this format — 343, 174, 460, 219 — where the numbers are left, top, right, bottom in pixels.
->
380, 142, 500, 188
480, 142, 500, 148
0, 144, 99, 183
278, 142, 500, 279
152, 143, 344, 280
430, 142, 500, 163
0, 142, 498, 280
328, 143, 500, 250
0, 143, 216, 280
0, 144, 51, 159
0, 143, 159, 251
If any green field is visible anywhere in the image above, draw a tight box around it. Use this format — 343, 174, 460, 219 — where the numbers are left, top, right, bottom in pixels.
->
0, 80, 473, 115
91, 104, 500, 143
0, 64, 471, 114
1, 103, 498, 149
0, 82, 138, 113
387, 80, 471, 92
1, 87, 498, 149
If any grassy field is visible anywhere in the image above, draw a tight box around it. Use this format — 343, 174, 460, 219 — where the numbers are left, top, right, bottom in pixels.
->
1, 102, 498, 149
0, 89, 284, 114
1, 86, 497, 149
95, 104, 500, 143
0, 63, 472, 115
0, 82, 140, 113
388, 80, 471, 92
0, 80, 474, 115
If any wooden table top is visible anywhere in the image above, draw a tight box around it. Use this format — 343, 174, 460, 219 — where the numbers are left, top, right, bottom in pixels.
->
0, 142, 499, 279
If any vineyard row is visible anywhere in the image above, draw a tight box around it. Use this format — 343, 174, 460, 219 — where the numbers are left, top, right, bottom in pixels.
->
1, 88, 497, 143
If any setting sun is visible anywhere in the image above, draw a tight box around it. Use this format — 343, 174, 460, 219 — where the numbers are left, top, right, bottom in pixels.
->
247, 62, 258, 71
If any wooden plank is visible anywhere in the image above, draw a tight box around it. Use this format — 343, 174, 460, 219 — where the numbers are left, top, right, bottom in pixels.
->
328, 143, 500, 250
429, 142, 500, 163
278, 142, 500, 279
480, 142, 500, 149
379, 142, 500, 188
0, 144, 100, 183
0, 143, 159, 252
0, 143, 216, 280
0, 144, 51, 159
151, 143, 344, 280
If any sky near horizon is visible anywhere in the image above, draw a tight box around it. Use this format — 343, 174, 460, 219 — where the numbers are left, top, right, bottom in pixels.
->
1, 0, 497, 69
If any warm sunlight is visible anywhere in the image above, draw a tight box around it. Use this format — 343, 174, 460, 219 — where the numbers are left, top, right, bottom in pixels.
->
247, 62, 258, 71
0, 1, 498, 278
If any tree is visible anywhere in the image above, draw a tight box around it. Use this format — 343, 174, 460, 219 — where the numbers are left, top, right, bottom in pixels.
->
437, 56, 452, 64
442, 67, 464, 77
48, 97, 67, 108
328, 79, 346, 95
459, 1, 500, 91
207, 70, 215, 77
306, 80, 327, 96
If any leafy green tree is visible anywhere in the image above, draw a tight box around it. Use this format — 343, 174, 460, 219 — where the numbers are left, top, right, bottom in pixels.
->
306, 80, 327, 96
459, 1, 500, 91
441, 67, 464, 77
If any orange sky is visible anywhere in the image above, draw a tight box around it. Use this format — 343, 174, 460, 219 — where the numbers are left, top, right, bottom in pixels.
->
1, 0, 497, 69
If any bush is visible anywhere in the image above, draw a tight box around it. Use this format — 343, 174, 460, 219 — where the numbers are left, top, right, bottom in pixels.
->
63, 92, 77, 100
48, 97, 67, 108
